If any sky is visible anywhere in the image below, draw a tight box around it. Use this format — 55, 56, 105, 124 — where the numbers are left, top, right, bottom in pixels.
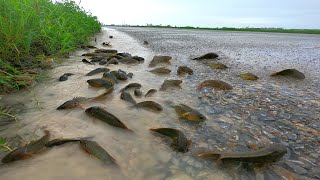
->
72, 0, 320, 29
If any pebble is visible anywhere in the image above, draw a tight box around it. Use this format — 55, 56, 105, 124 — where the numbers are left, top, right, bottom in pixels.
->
286, 133, 298, 141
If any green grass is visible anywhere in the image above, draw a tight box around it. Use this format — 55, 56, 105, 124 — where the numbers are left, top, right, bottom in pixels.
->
0, 0, 101, 92
120, 25, 320, 34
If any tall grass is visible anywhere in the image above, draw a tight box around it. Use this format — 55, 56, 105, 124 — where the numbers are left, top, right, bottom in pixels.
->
0, 0, 101, 91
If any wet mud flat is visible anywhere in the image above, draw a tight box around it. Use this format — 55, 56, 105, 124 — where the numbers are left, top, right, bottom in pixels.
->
0, 27, 319, 180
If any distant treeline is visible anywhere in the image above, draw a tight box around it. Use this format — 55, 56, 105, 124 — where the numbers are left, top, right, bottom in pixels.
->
108, 25, 320, 35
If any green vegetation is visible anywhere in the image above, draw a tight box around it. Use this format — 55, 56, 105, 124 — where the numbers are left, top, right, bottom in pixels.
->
0, 137, 12, 152
121, 25, 320, 34
0, 0, 101, 92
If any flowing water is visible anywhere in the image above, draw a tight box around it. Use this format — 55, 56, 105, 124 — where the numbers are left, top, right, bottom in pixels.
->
0, 27, 320, 180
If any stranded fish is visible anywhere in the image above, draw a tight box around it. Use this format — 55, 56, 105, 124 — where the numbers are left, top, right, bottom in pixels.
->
208, 63, 228, 69
86, 68, 109, 76
150, 128, 191, 153
85, 106, 132, 131
87, 78, 114, 88
80, 140, 117, 166
134, 101, 163, 112
2, 130, 50, 163
160, 80, 182, 91
110, 70, 127, 81
134, 89, 143, 97
271, 69, 305, 80
120, 91, 136, 105
57, 88, 113, 110
192, 52, 218, 60
45, 137, 91, 147
119, 83, 142, 92
59, 73, 74, 81
145, 89, 157, 97
177, 66, 193, 75
198, 143, 287, 164
102, 72, 118, 84
174, 104, 207, 122
239, 73, 259, 80
149, 55, 172, 67
149, 67, 171, 75
198, 80, 232, 91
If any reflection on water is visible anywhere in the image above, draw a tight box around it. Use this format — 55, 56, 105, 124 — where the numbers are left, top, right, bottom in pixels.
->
0, 28, 229, 180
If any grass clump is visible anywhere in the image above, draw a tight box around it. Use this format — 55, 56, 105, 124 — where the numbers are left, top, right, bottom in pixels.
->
0, 0, 101, 92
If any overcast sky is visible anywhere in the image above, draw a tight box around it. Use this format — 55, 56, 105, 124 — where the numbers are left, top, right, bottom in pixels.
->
73, 0, 320, 29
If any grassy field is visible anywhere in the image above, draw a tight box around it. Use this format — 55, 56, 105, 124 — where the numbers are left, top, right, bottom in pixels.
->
118, 25, 320, 35
0, 0, 101, 92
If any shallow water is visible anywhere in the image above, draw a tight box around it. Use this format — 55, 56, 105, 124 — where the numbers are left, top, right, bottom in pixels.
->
0, 28, 229, 180
1, 27, 320, 180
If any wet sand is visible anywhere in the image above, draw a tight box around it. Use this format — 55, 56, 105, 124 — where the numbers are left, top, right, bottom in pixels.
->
0, 27, 319, 180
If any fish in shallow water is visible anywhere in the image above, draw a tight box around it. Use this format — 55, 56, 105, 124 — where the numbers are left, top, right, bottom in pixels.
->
1, 130, 50, 163
177, 66, 193, 75
271, 69, 305, 80
150, 128, 191, 153
86, 68, 109, 76
208, 63, 228, 69
59, 73, 74, 81
87, 78, 114, 88
45, 137, 91, 147
85, 106, 132, 131
198, 143, 287, 164
174, 104, 207, 122
160, 80, 183, 91
57, 88, 113, 110
80, 140, 117, 166
198, 80, 232, 91
192, 52, 219, 60
149, 55, 172, 67
239, 73, 259, 80
110, 70, 127, 81
120, 91, 136, 105
82, 59, 94, 65
145, 89, 157, 97
119, 83, 142, 92
134, 101, 163, 112
102, 72, 118, 84
149, 67, 171, 75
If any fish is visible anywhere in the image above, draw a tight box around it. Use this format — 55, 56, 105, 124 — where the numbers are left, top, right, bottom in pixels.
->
1, 130, 50, 163
59, 73, 74, 81
57, 97, 88, 110
99, 59, 108, 65
82, 58, 94, 65
149, 67, 171, 74
105, 57, 119, 65
177, 66, 193, 75
134, 101, 163, 112
145, 89, 157, 97
85, 106, 132, 131
118, 57, 139, 64
198, 143, 287, 164
192, 52, 218, 60
160, 79, 182, 91
102, 72, 118, 84
45, 137, 91, 147
198, 80, 232, 91
110, 70, 127, 81
149, 55, 172, 67
134, 89, 143, 97
119, 83, 142, 92
117, 52, 132, 58
208, 63, 228, 69
120, 91, 136, 105
86, 68, 109, 76
57, 88, 113, 110
87, 78, 114, 89
80, 140, 117, 166
94, 49, 117, 54
174, 104, 207, 122
239, 73, 259, 80
132, 56, 145, 62
271, 69, 305, 79
150, 128, 191, 153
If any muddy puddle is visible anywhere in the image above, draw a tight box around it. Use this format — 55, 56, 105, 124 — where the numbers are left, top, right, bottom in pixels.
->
1, 27, 320, 180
